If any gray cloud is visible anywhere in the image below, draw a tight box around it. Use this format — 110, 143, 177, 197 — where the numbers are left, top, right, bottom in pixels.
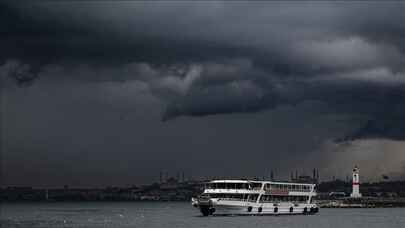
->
311, 139, 405, 181
0, 60, 39, 87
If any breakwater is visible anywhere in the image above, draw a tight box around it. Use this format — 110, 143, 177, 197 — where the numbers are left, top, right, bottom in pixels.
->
317, 197, 405, 208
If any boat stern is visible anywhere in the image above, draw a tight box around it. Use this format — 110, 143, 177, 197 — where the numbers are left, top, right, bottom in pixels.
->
192, 195, 216, 216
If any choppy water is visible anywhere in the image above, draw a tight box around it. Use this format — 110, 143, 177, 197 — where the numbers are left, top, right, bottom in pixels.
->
1, 202, 404, 228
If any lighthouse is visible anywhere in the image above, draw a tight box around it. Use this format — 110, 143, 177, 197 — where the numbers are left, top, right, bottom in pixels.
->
350, 166, 362, 198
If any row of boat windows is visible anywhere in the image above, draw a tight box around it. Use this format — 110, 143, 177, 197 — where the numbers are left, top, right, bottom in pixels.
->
202, 194, 258, 202
264, 184, 312, 192
205, 183, 312, 191
260, 195, 308, 203
205, 183, 262, 190
204, 194, 309, 203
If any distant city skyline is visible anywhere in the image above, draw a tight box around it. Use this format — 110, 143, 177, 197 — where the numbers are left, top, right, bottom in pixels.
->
1, 1, 405, 188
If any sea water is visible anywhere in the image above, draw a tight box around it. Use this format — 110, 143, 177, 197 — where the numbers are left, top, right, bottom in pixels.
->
1, 202, 404, 228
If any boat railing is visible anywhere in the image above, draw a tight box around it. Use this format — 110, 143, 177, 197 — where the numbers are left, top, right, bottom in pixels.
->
216, 197, 257, 202
264, 188, 312, 193
204, 188, 261, 193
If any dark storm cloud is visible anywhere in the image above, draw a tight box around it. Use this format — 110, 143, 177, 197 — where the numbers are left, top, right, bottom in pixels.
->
162, 80, 279, 121
335, 87, 405, 141
0, 1, 255, 66
3, 1, 405, 187
4, 2, 403, 69
2, 1, 405, 142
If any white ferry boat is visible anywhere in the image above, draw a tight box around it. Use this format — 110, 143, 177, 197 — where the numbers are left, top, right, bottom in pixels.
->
192, 179, 319, 216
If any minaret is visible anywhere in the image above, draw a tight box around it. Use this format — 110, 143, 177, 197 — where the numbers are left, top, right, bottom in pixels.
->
350, 166, 362, 198
160, 171, 163, 183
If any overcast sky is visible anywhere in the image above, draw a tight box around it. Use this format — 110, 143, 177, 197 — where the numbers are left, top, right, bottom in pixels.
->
1, 1, 405, 187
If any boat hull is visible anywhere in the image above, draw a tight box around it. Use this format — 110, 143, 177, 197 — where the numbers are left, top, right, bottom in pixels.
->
197, 199, 319, 216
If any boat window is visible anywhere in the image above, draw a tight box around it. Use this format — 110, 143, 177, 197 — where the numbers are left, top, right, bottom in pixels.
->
216, 183, 224, 189
206, 183, 215, 189
251, 183, 262, 190
270, 184, 280, 190
264, 184, 271, 190
248, 194, 259, 202
259, 195, 270, 202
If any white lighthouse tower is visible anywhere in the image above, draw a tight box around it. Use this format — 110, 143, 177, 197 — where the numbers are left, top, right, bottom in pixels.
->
350, 166, 362, 198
